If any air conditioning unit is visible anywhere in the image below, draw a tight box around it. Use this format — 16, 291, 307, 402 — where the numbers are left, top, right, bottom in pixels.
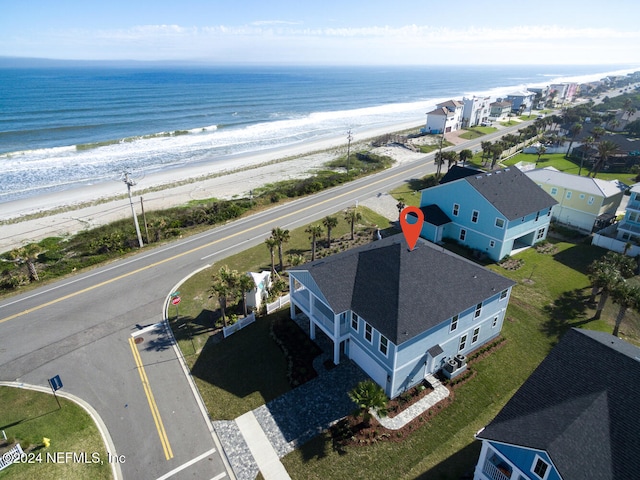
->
455, 354, 467, 368
444, 358, 458, 373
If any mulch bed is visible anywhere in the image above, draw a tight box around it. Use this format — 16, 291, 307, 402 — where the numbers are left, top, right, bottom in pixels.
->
330, 336, 507, 446
270, 316, 322, 387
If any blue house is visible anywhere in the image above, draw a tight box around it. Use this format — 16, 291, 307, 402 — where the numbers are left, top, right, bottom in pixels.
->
474, 328, 640, 480
419, 167, 558, 261
288, 234, 515, 399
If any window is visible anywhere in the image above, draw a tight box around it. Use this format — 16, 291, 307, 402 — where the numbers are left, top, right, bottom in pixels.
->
566, 191, 572, 199
460, 229, 466, 241
500, 289, 508, 300
472, 327, 480, 344
452, 203, 460, 216
535, 211, 540, 221
532, 456, 550, 480
588, 196, 595, 205
550, 187, 558, 195
364, 323, 373, 343
536, 228, 546, 240
489, 239, 495, 248
579, 193, 585, 200
495, 217, 505, 229
351, 313, 359, 332
547, 210, 551, 216
458, 334, 467, 352
629, 212, 638, 223
471, 210, 479, 223
492, 316, 499, 328
379, 336, 388, 356
450, 315, 459, 332
474, 302, 482, 319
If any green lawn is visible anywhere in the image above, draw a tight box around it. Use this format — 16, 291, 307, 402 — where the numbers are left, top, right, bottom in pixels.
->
281, 240, 638, 479
502, 153, 638, 184
458, 127, 497, 140
0, 387, 111, 480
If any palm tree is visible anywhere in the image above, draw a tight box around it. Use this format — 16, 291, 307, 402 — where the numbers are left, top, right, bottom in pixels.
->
322, 215, 339, 247
490, 143, 503, 169
305, 224, 324, 261
210, 265, 239, 327
480, 141, 492, 164
348, 379, 388, 427
7, 244, 42, 282
271, 227, 290, 272
593, 266, 621, 320
344, 207, 362, 241
564, 122, 583, 158
237, 273, 256, 318
579, 135, 595, 176
264, 237, 278, 277
611, 282, 640, 337
591, 126, 606, 142
535, 145, 547, 166
590, 140, 618, 178
459, 149, 473, 167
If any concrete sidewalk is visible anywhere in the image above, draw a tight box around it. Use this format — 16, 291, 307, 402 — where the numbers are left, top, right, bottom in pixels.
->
236, 411, 291, 480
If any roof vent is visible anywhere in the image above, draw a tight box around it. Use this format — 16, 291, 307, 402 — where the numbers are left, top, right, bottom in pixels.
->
504, 168, 510, 172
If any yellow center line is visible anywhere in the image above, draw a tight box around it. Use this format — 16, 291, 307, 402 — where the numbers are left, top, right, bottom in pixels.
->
128, 336, 174, 460
0, 160, 429, 325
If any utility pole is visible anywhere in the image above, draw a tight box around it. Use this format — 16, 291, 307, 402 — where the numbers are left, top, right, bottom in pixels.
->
122, 171, 144, 248
346, 129, 353, 177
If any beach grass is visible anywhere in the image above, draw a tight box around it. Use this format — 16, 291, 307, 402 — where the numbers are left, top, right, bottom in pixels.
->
0, 387, 111, 480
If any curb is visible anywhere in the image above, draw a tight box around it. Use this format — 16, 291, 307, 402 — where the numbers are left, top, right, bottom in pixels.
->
0, 381, 123, 480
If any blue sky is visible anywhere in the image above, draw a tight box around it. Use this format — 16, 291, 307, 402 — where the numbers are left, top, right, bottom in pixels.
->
1, 0, 639, 65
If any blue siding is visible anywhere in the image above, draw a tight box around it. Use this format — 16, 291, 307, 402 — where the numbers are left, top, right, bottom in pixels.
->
489, 441, 561, 480
420, 180, 553, 260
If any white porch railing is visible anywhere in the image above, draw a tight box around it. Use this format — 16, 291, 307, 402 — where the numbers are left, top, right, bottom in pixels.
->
0, 444, 24, 471
266, 294, 290, 314
222, 312, 256, 338
483, 458, 512, 480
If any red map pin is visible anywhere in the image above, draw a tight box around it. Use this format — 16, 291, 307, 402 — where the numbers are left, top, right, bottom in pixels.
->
399, 206, 424, 251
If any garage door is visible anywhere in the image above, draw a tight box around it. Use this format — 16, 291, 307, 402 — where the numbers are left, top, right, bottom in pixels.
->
349, 341, 387, 388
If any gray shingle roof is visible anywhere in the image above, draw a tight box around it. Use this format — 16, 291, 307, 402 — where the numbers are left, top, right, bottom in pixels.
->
464, 167, 558, 220
419, 204, 451, 226
293, 234, 514, 345
477, 328, 640, 480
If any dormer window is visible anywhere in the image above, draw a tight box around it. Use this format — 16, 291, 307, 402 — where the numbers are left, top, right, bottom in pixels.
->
531, 455, 551, 480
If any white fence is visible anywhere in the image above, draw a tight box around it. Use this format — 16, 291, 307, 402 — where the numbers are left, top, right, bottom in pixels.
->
222, 312, 256, 338
0, 444, 24, 471
266, 294, 290, 314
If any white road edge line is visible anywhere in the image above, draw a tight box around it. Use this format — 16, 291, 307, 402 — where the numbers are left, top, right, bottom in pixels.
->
155, 447, 218, 480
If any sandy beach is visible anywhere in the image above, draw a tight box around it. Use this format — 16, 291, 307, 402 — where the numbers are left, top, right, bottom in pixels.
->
0, 121, 428, 252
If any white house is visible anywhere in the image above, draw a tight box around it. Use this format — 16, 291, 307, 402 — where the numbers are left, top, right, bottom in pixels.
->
462, 96, 492, 127
425, 100, 464, 134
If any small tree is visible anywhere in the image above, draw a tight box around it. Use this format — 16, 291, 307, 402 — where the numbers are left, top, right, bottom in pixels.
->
344, 207, 362, 241
459, 149, 473, 167
210, 265, 239, 327
348, 379, 388, 427
237, 273, 256, 318
322, 215, 339, 247
305, 224, 324, 261
7, 244, 42, 282
536, 145, 547, 166
271, 227, 290, 272
264, 237, 278, 277
611, 282, 640, 337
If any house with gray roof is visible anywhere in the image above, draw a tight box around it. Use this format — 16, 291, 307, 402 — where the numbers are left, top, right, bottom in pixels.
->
288, 234, 515, 399
525, 167, 627, 232
474, 328, 640, 480
419, 167, 558, 261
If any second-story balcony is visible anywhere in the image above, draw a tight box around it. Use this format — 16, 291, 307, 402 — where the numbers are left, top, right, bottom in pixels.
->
626, 199, 640, 212
483, 454, 513, 480
617, 220, 640, 236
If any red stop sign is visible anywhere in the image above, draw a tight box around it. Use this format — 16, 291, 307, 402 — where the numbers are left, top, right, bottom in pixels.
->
171, 296, 181, 305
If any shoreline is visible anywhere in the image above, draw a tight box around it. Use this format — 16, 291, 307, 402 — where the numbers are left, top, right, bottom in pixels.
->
0, 120, 426, 252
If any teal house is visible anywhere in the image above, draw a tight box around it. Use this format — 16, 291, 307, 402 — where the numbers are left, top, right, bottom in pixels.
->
419, 167, 557, 261
288, 235, 515, 399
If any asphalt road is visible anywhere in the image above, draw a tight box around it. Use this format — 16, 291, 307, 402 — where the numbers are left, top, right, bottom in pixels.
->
0, 120, 529, 480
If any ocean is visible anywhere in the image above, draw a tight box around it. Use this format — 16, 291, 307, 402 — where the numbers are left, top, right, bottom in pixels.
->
0, 64, 636, 204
